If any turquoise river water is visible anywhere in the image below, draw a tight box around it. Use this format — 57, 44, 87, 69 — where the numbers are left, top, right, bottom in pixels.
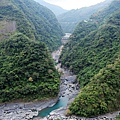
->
37, 96, 68, 117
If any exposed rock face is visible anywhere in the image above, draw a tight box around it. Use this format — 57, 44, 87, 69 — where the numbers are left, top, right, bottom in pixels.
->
0, 21, 16, 33
0, 21, 16, 40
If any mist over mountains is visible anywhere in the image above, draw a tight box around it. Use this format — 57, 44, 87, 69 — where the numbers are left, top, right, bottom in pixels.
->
34, 0, 68, 15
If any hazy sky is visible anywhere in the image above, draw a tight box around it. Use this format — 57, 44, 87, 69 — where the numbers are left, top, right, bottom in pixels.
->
44, 0, 105, 10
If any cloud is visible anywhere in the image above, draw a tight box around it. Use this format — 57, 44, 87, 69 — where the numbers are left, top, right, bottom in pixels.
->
44, 0, 105, 10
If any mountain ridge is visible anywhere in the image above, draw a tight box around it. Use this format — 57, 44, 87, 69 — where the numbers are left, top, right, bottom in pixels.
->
0, 0, 62, 102
34, 0, 68, 16
57, 0, 113, 33
60, 0, 120, 116
0, 0, 63, 51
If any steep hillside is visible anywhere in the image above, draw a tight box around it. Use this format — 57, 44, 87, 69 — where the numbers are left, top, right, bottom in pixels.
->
91, 0, 120, 23
0, 0, 63, 51
60, 0, 120, 116
0, 0, 62, 102
0, 33, 60, 102
34, 0, 67, 16
57, 0, 113, 33
60, 0, 120, 86
69, 58, 120, 117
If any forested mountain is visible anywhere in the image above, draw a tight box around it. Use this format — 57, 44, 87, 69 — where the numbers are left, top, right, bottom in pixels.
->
0, 33, 60, 102
0, 0, 62, 102
69, 58, 120, 117
60, 0, 120, 116
0, 0, 63, 51
57, 0, 113, 33
34, 0, 68, 16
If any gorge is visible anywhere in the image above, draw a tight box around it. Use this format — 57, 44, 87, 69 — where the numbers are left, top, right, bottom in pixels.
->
0, 0, 120, 119
0, 33, 80, 120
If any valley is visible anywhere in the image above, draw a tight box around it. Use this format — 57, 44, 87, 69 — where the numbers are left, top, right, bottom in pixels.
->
0, 0, 120, 119
0, 34, 80, 120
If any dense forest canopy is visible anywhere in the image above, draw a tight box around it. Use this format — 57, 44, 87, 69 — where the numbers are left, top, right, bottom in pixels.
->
69, 58, 120, 117
0, 0, 62, 102
60, 0, 120, 116
0, 33, 60, 102
60, 0, 120, 86
0, 0, 63, 51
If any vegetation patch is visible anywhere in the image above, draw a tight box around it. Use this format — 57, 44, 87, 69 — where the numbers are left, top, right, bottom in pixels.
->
0, 0, 63, 51
60, 0, 120, 117
69, 59, 120, 117
0, 33, 60, 102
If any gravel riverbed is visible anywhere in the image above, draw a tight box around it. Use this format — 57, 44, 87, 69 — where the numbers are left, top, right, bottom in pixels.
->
0, 98, 58, 120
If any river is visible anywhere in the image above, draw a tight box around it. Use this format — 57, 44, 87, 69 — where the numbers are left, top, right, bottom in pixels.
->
0, 33, 78, 120
33, 33, 80, 119
33, 33, 120, 120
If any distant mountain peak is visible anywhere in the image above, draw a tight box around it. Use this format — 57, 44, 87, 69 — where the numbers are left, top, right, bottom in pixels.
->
57, 0, 114, 33
34, 0, 68, 16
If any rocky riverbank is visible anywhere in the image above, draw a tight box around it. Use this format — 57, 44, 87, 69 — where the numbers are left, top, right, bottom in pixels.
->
33, 46, 80, 119
33, 110, 120, 120
0, 98, 58, 120
32, 61, 80, 120
0, 72, 72, 120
